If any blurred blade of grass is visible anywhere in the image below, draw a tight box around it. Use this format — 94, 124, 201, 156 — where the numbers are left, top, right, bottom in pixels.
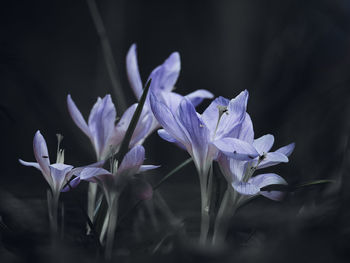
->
86, 0, 127, 112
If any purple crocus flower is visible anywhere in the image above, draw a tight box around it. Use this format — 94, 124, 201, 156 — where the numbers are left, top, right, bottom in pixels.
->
126, 44, 214, 133
218, 134, 295, 201
67, 94, 152, 161
77, 145, 157, 206
150, 89, 260, 177
19, 131, 74, 195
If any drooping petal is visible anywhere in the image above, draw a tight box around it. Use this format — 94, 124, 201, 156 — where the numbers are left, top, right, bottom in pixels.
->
126, 44, 143, 99
257, 152, 289, 169
214, 137, 259, 160
202, 96, 230, 136
18, 160, 41, 172
67, 95, 91, 138
149, 91, 189, 146
49, 163, 74, 192
177, 98, 210, 172
276, 143, 295, 157
117, 145, 145, 177
232, 181, 260, 196
250, 173, 287, 201
79, 167, 112, 182
149, 52, 180, 92
185, 89, 214, 107
88, 95, 116, 159
253, 134, 274, 154
33, 131, 51, 178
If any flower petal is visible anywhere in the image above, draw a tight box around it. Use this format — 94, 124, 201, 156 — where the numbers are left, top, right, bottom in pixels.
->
149, 52, 180, 92
253, 134, 274, 154
202, 96, 230, 136
88, 95, 116, 159
126, 44, 143, 99
79, 167, 111, 182
214, 137, 259, 160
33, 131, 51, 177
232, 181, 260, 196
250, 173, 287, 201
149, 90, 189, 145
276, 143, 295, 157
67, 95, 91, 138
138, 165, 160, 173
157, 129, 186, 150
18, 159, 41, 172
49, 163, 74, 192
257, 152, 289, 169
238, 113, 254, 144
177, 98, 210, 172
117, 145, 145, 177
218, 90, 249, 138
185, 89, 214, 107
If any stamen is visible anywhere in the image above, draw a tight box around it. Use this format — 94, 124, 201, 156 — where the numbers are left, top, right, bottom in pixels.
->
56, 134, 65, 163
213, 105, 228, 138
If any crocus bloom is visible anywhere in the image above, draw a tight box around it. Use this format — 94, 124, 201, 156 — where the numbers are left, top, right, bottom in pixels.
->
77, 145, 158, 206
126, 44, 214, 133
150, 89, 260, 177
19, 131, 74, 233
218, 134, 295, 201
67, 94, 152, 161
19, 131, 74, 196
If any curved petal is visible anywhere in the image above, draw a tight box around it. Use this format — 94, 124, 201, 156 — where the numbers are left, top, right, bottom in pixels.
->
232, 181, 260, 196
117, 145, 145, 177
138, 165, 160, 173
33, 131, 51, 178
185, 89, 214, 107
257, 152, 289, 169
218, 90, 249, 138
157, 129, 186, 150
149, 52, 180, 92
79, 167, 111, 182
214, 137, 259, 160
149, 90, 189, 146
250, 173, 287, 201
130, 109, 153, 147
276, 143, 295, 157
61, 176, 81, 192
126, 44, 143, 99
238, 113, 254, 144
88, 95, 116, 159
67, 95, 91, 138
202, 96, 230, 136
49, 163, 74, 192
253, 134, 274, 154
177, 98, 210, 172
19, 159, 41, 172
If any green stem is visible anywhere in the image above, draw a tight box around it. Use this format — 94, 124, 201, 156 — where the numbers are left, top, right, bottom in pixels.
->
105, 196, 119, 260
198, 166, 211, 245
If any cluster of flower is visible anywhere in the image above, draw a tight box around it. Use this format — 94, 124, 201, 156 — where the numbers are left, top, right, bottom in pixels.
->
19, 44, 294, 252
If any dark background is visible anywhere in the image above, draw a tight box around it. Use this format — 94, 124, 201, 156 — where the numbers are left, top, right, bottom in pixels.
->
1, 0, 350, 262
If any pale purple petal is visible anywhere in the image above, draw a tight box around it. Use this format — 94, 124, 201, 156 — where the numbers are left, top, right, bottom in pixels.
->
67, 95, 91, 138
238, 113, 254, 144
177, 98, 210, 170
61, 177, 80, 192
49, 163, 74, 192
129, 109, 153, 147
257, 152, 289, 169
232, 181, 260, 196
33, 131, 51, 177
218, 90, 249, 138
126, 44, 143, 99
117, 145, 145, 177
214, 137, 259, 160
79, 167, 111, 182
18, 159, 41, 172
202, 96, 230, 136
253, 134, 274, 154
88, 95, 116, 159
149, 52, 180, 92
185, 89, 214, 107
157, 129, 186, 150
250, 173, 287, 201
138, 165, 160, 173
149, 91, 189, 145
276, 143, 295, 157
